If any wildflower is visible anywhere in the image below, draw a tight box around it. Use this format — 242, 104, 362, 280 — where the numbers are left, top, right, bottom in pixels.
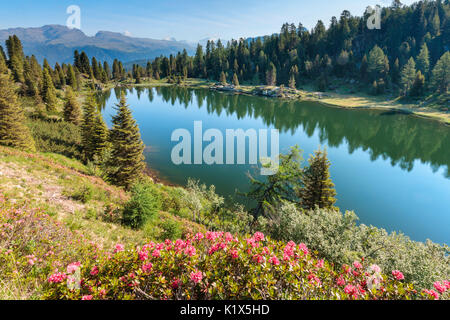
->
353, 261, 363, 269
423, 289, 439, 300
253, 232, 265, 242
253, 254, 265, 264
433, 282, 447, 294
67, 262, 81, 274
269, 256, 280, 266
316, 259, 324, 268
90, 266, 99, 276
195, 233, 204, 241
172, 278, 181, 289
138, 250, 149, 261
114, 244, 124, 253
142, 263, 153, 273
337, 276, 345, 286
230, 249, 239, 259
184, 245, 196, 257
369, 264, 381, 274
344, 285, 358, 298
392, 270, 404, 281
152, 249, 161, 258
190, 271, 203, 284
48, 272, 67, 284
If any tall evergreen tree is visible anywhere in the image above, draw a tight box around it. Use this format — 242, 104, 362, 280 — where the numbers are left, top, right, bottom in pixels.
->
400, 57, 417, 96
416, 43, 430, 77
108, 93, 145, 189
41, 68, 57, 111
299, 148, 336, 210
431, 51, 450, 94
63, 87, 82, 125
0, 74, 36, 152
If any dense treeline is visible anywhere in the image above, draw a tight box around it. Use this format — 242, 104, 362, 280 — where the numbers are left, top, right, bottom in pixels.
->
129, 0, 449, 99
0, 35, 146, 190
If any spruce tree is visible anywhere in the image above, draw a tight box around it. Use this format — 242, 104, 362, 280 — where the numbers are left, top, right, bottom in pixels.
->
91, 112, 109, 164
219, 71, 227, 84
416, 43, 430, 77
0, 74, 36, 152
42, 68, 58, 111
0, 47, 7, 74
63, 87, 82, 125
6, 36, 24, 83
108, 93, 145, 189
431, 51, 450, 94
66, 64, 77, 89
232, 73, 239, 87
400, 57, 417, 96
81, 92, 98, 161
299, 148, 336, 211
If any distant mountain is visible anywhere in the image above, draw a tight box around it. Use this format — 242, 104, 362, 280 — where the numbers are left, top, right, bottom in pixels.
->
0, 25, 195, 65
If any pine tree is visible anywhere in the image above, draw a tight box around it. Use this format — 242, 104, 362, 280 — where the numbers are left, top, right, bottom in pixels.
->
367, 45, 389, 82
63, 87, 82, 125
411, 71, 425, 96
0, 47, 7, 74
66, 64, 77, 89
108, 93, 145, 189
289, 74, 296, 89
400, 57, 417, 96
0, 74, 36, 152
266, 62, 277, 86
431, 51, 450, 94
219, 71, 227, 84
416, 43, 430, 77
6, 36, 25, 83
232, 73, 240, 87
42, 68, 58, 111
299, 148, 336, 210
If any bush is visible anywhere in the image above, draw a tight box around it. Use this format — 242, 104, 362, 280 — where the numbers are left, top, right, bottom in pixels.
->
122, 182, 161, 229
27, 118, 83, 160
259, 203, 450, 290
71, 185, 94, 203
160, 219, 182, 240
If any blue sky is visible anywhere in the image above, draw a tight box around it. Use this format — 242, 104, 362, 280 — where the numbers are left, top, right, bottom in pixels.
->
1, 0, 416, 42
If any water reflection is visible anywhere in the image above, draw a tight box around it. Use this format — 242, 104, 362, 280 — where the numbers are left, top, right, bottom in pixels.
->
98, 86, 450, 178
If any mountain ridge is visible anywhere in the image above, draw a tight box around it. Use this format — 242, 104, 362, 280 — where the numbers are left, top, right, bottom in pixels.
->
0, 25, 195, 65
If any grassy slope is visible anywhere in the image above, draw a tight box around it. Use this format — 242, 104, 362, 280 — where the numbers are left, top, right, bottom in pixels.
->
0, 145, 204, 248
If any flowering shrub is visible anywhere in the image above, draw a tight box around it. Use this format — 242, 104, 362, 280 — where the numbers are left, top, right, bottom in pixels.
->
1, 196, 448, 300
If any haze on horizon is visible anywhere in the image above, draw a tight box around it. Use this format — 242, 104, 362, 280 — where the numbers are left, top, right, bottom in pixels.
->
1, 0, 417, 43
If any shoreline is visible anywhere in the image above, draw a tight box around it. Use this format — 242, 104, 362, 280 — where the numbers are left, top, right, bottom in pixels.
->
113, 78, 449, 126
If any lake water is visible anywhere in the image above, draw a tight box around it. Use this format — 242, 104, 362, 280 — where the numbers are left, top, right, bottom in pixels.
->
101, 86, 450, 244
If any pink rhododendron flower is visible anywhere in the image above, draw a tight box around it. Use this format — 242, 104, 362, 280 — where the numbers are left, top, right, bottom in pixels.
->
253, 232, 265, 242
369, 264, 381, 274
433, 281, 447, 294
423, 289, 439, 300
67, 262, 81, 274
90, 266, 99, 276
392, 270, 405, 281
269, 256, 280, 266
48, 272, 67, 283
337, 276, 345, 286
195, 233, 204, 241
142, 263, 153, 273
344, 285, 358, 297
152, 249, 161, 258
172, 278, 181, 289
184, 245, 196, 257
316, 259, 324, 268
298, 243, 309, 255
253, 254, 264, 264
114, 244, 124, 253
190, 271, 203, 284
353, 261, 363, 269
230, 249, 239, 259
81, 295, 93, 300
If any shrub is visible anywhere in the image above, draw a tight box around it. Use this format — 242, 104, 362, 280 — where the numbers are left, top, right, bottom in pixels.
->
122, 182, 161, 229
160, 219, 182, 241
71, 185, 94, 203
259, 203, 450, 290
